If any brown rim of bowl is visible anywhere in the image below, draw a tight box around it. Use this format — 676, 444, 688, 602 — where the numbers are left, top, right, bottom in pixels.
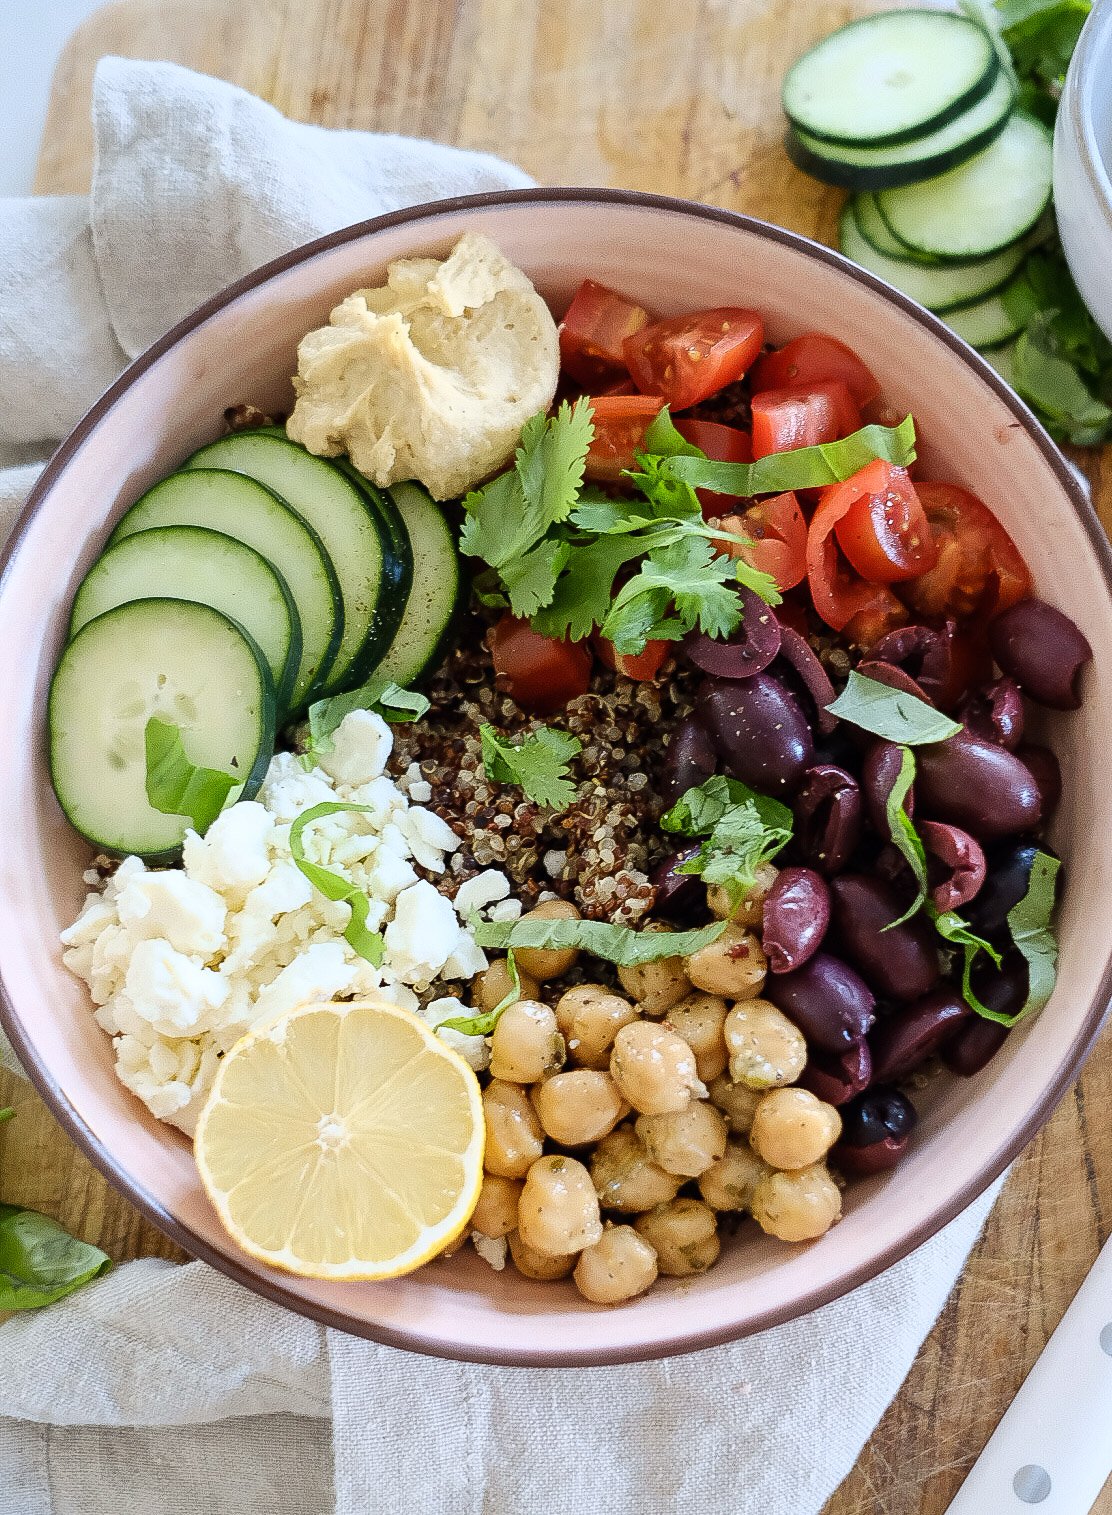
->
1066, 2, 1112, 233
2, 187, 1111, 1367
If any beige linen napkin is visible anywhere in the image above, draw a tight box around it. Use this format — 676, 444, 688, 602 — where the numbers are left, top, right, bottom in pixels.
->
0, 57, 1002, 1515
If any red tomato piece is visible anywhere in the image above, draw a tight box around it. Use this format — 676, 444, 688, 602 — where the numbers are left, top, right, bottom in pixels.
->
751, 333, 881, 406
717, 492, 808, 592
807, 461, 912, 634
674, 418, 753, 515
559, 280, 651, 387
593, 633, 670, 680
833, 468, 937, 584
623, 308, 764, 411
489, 616, 593, 715
584, 395, 664, 482
899, 482, 1032, 622
750, 381, 861, 460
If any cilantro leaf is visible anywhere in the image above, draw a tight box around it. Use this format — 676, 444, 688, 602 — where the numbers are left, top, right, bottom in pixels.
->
662, 776, 793, 904
601, 536, 742, 651
472, 916, 728, 966
500, 539, 572, 619
144, 718, 238, 835
480, 723, 582, 810
530, 536, 646, 642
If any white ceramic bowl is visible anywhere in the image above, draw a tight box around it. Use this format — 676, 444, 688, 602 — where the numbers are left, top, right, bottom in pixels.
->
2, 191, 1111, 1365
1055, 0, 1112, 341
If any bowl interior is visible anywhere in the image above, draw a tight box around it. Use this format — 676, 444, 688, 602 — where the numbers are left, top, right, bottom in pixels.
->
2, 194, 1110, 1365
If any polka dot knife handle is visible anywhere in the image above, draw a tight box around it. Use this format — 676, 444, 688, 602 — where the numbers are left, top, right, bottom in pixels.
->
945, 1234, 1112, 1512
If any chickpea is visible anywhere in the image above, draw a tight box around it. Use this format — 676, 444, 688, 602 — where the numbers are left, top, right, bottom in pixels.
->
610, 1020, 705, 1116
686, 923, 767, 999
590, 1124, 682, 1212
665, 992, 729, 1083
618, 930, 691, 1016
555, 984, 639, 1069
512, 899, 581, 982
707, 861, 778, 927
723, 998, 807, 1090
749, 1087, 842, 1170
489, 999, 565, 1083
573, 1224, 659, 1304
698, 1141, 771, 1211
708, 1073, 763, 1134
634, 1198, 720, 1277
482, 1079, 544, 1178
470, 1174, 522, 1238
533, 1069, 624, 1146
750, 1162, 842, 1242
474, 957, 540, 1014
508, 1229, 575, 1280
518, 1155, 603, 1257
635, 1100, 728, 1178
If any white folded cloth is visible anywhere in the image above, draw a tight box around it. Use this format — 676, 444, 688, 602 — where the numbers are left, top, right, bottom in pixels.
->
0, 56, 1001, 1515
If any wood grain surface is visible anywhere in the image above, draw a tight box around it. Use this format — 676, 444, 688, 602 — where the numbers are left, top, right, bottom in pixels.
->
5, 2, 1110, 1510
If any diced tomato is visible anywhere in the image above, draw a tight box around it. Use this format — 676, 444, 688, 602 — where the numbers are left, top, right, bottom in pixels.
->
599, 377, 637, 396
899, 482, 1032, 622
807, 461, 912, 634
750, 381, 861, 459
593, 633, 670, 680
674, 418, 753, 515
583, 395, 664, 482
623, 308, 764, 411
751, 333, 881, 407
559, 280, 651, 387
833, 468, 937, 584
489, 615, 593, 714
717, 492, 808, 591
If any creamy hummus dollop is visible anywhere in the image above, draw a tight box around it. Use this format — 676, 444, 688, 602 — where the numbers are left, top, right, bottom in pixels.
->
286, 232, 560, 500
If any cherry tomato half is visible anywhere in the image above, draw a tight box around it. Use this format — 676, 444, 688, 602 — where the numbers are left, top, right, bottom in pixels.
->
674, 418, 753, 515
559, 280, 651, 387
807, 461, 911, 635
717, 492, 808, 592
489, 615, 593, 715
593, 633, 671, 680
623, 308, 764, 411
751, 333, 881, 407
750, 381, 861, 459
584, 395, 664, 482
899, 482, 1032, 622
833, 468, 937, 584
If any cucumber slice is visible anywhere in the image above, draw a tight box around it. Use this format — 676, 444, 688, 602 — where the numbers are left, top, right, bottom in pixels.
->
49, 598, 275, 861
183, 433, 405, 696
876, 114, 1053, 260
783, 11, 998, 147
110, 469, 343, 712
840, 202, 1027, 314
786, 69, 1015, 191
943, 279, 1028, 349
69, 526, 300, 718
853, 193, 935, 263
375, 482, 465, 687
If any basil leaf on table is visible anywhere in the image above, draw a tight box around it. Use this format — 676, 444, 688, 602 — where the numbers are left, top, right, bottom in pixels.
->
825, 672, 963, 745
472, 916, 727, 966
660, 415, 916, 497
144, 717, 238, 834
288, 802, 385, 966
0, 1204, 110, 1311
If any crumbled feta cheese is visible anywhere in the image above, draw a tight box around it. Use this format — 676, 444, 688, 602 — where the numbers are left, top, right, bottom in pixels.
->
182, 802, 274, 896
253, 941, 358, 1022
60, 892, 118, 949
384, 881, 462, 985
442, 934, 488, 981
115, 871, 227, 958
409, 780, 432, 803
123, 939, 229, 1038
454, 870, 511, 917
471, 1232, 508, 1271
367, 848, 419, 904
420, 996, 491, 1072
487, 898, 523, 923
316, 709, 393, 786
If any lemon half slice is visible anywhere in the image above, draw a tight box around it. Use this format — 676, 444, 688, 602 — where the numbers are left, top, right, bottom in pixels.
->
195, 998, 484, 1281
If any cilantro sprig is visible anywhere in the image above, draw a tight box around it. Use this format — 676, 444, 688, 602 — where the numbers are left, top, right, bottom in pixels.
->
662, 775, 794, 904
480, 723, 582, 811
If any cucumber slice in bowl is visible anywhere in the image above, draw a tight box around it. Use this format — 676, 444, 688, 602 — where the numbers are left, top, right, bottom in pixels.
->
69, 525, 301, 720
783, 11, 998, 148
840, 202, 1027, 314
49, 599, 275, 861
375, 481, 465, 687
110, 469, 343, 712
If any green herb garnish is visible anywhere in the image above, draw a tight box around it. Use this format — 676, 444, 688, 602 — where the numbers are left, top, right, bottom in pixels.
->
883, 745, 930, 928
144, 717, 238, 834
288, 802, 385, 966
0, 1204, 111, 1311
658, 415, 917, 496
0, 1108, 13, 1125
471, 916, 727, 966
662, 775, 793, 906
970, 849, 1061, 1025
437, 950, 521, 1038
480, 724, 582, 811
826, 672, 963, 745
304, 679, 431, 768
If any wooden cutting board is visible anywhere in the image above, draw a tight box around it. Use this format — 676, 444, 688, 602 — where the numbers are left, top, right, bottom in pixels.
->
4, 3, 1109, 1510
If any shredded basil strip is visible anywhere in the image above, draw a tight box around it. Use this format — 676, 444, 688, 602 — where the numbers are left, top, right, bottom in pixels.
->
437, 950, 521, 1038
883, 746, 929, 929
660, 415, 916, 496
288, 802, 385, 966
0, 1203, 110, 1311
144, 717, 239, 834
306, 679, 431, 763
825, 672, 963, 745
965, 850, 1061, 1027
472, 916, 727, 966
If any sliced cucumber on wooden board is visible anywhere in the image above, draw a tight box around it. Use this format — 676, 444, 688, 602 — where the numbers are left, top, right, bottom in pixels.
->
840, 202, 1028, 314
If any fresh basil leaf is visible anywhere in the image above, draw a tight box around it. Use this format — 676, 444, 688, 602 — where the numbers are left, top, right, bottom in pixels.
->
1002, 849, 1060, 1022
144, 717, 238, 834
883, 746, 930, 929
641, 406, 704, 458
306, 678, 431, 765
437, 950, 520, 1038
0, 1206, 110, 1310
1012, 322, 1112, 447
826, 672, 963, 745
661, 416, 916, 497
662, 775, 794, 839
472, 916, 727, 966
288, 802, 385, 966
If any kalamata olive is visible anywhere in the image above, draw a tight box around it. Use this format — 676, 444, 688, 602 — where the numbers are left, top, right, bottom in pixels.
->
661, 716, 716, 803
684, 587, 781, 679
869, 989, 970, 1083
800, 1040, 872, 1106
1015, 744, 1062, 818
872, 621, 964, 707
651, 849, 705, 923
964, 842, 1047, 938
766, 951, 876, 1052
861, 739, 912, 839
829, 874, 941, 1002
943, 1016, 1010, 1077
836, 1086, 917, 1174
696, 673, 814, 794
968, 946, 1029, 1021
794, 765, 863, 876
774, 627, 838, 734
918, 821, 986, 912
960, 677, 1024, 750
989, 598, 1092, 710
856, 659, 931, 703
762, 866, 830, 973
915, 731, 1042, 839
